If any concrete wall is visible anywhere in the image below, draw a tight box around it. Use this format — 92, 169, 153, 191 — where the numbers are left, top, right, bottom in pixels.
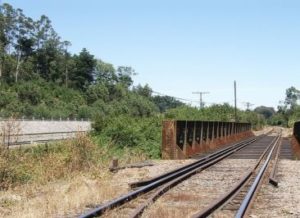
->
0, 120, 92, 145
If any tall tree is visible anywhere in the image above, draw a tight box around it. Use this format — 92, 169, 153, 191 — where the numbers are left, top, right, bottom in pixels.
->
70, 48, 96, 90
1, 3, 17, 81
133, 84, 152, 98
35, 38, 64, 82
116, 66, 135, 88
34, 15, 53, 50
254, 106, 275, 119
152, 95, 184, 112
1, 3, 36, 82
13, 8, 35, 82
1, 3, 17, 54
284, 86, 300, 110
95, 59, 117, 85
0, 7, 5, 79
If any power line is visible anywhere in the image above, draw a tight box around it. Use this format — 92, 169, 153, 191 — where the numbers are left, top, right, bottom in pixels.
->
192, 91, 209, 109
153, 90, 229, 107
243, 102, 254, 111
152, 91, 200, 103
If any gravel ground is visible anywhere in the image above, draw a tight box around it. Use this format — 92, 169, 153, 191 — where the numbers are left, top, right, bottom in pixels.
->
109, 159, 196, 197
1, 158, 299, 218
250, 160, 300, 218
0, 160, 195, 218
1, 135, 299, 218
142, 159, 257, 218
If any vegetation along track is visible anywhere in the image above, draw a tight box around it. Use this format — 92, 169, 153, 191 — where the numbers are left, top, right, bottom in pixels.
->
79, 130, 276, 218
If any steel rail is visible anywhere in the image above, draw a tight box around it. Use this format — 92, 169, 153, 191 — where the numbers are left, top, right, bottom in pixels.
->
128, 140, 258, 218
235, 133, 281, 218
190, 134, 279, 218
131, 130, 273, 189
269, 135, 282, 187
130, 134, 276, 218
130, 136, 261, 189
79, 135, 264, 218
191, 171, 252, 218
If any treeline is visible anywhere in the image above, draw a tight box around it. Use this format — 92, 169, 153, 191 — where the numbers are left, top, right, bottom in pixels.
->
0, 3, 139, 89
250, 87, 300, 127
2, 3, 298, 157
270, 87, 300, 127
0, 3, 184, 120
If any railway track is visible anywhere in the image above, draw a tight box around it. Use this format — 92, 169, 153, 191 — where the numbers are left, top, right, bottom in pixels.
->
191, 130, 282, 218
80, 129, 288, 218
79, 130, 282, 218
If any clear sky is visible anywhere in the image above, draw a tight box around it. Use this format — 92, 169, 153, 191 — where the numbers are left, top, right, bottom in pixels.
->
3, 0, 300, 109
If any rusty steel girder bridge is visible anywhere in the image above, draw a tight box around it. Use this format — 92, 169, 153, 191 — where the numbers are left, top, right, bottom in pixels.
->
162, 120, 252, 159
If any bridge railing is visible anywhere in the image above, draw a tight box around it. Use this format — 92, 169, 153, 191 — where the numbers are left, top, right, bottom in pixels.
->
162, 120, 252, 159
293, 121, 300, 143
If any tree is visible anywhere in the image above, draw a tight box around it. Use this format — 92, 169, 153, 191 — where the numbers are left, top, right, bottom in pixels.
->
0, 5, 35, 82
152, 95, 184, 112
254, 106, 275, 119
1, 3, 18, 81
0, 6, 5, 79
95, 59, 117, 85
33, 15, 63, 80
13, 8, 35, 82
1, 3, 17, 54
133, 84, 152, 98
284, 86, 300, 110
86, 83, 109, 104
35, 38, 64, 82
116, 66, 135, 88
70, 48, 96, 90
34, 15, 53, 50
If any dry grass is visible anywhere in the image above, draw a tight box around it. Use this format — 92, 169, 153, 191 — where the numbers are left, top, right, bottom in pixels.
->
0, 133, 149, 217
143, 204, 198, 218
0, 173, 125, 218
0, 116, 21, 148
0, 133, 101, 189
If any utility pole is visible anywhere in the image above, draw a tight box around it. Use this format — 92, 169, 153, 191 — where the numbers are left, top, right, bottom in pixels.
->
192, 91, 209, 109
234, 81, 237, 122
63, 41, 71, 88
243, 102, 254, 111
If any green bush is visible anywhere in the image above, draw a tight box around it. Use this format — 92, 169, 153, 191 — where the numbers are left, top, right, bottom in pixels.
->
96, 115, 161, 158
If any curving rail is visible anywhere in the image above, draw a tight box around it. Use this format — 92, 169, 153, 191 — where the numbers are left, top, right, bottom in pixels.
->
79, 134, 269, 218
191, 131, 281, 218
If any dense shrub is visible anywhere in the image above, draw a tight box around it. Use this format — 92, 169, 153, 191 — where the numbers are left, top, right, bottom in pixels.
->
98, 115, 161, 158
239, 111, 265, 130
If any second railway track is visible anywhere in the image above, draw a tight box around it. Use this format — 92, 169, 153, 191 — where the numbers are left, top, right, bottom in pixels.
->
79, 129, 283, 218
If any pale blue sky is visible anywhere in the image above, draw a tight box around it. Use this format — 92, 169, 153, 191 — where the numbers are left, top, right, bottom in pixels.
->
3, 0, 300, 109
